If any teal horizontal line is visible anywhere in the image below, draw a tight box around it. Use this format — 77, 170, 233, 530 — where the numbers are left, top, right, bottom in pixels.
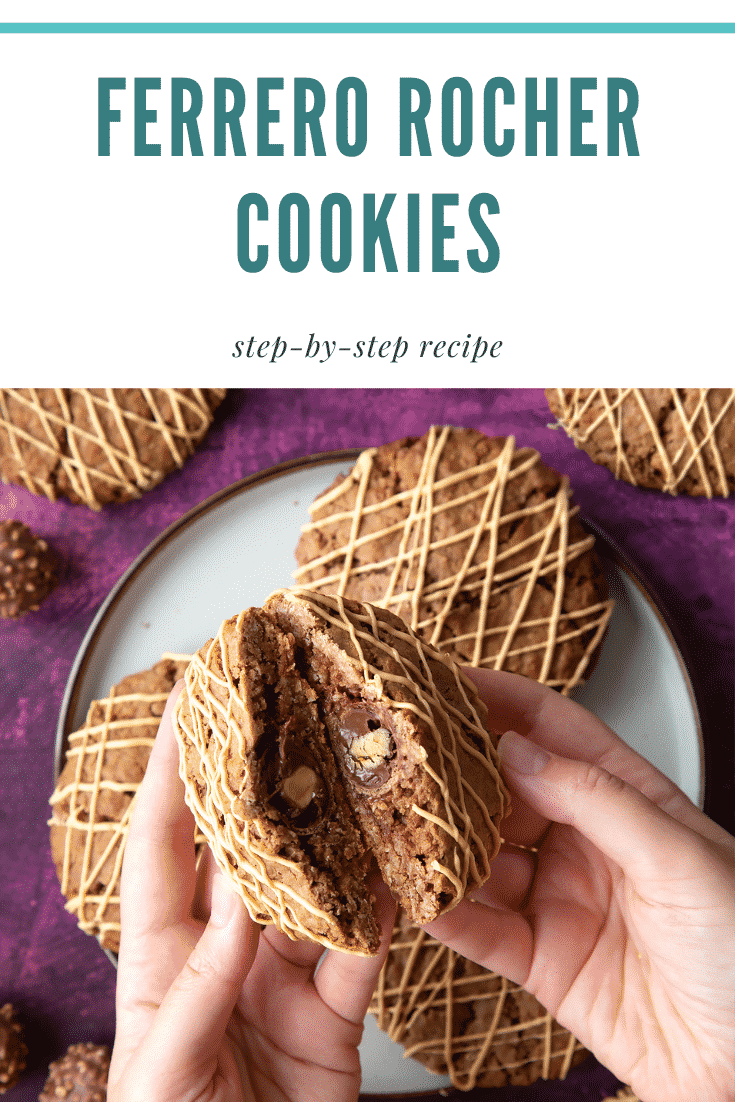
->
0, 22, 733, 33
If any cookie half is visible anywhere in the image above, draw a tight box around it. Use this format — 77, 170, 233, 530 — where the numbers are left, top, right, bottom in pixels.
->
295, 427, 613, 694
0, 388, 225, 509
547, 387, 735, 498
173, 588, 509, 956
49, 656, 192, 952
371, 913, 588, 1090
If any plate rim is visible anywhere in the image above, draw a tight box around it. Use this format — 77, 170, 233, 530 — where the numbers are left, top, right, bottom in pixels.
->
582, 518, 705, 810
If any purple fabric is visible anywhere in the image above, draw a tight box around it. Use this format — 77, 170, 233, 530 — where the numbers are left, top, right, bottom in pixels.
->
0, 388, 732, 1102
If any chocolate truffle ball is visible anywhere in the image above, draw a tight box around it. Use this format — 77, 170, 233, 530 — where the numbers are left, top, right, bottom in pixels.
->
0, 519, 57, 618
39, 1043, 110, 1102
0, 1003, 28, 1094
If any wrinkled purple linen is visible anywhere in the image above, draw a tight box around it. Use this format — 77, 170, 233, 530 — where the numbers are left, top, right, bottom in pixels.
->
0, 389, 732, 1102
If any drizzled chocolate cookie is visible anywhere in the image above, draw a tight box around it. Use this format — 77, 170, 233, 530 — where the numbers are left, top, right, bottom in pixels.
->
0, 388, 226, 509
49, 656, 192, 953
173, 588, 509, 956
372, 913, 588, 1090
295, 427, 613, 695
547, 388, 735, 498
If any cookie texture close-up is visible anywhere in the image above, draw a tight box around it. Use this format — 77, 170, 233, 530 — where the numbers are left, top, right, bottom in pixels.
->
547, 387, 735, 498
38, 1042, 110, 1102
371, 914, 588, 1091
0, 387, 226, 509
174, 588, 509, 956
49, 656, 191, 954
0, 519, 58, 618
295, 426, 613, 694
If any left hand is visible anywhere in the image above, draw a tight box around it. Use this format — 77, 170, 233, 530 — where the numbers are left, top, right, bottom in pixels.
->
108, 682, 396, 1102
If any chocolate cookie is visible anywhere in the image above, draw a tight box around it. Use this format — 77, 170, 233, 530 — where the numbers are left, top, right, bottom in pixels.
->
295, 427, 612, 695
174, 588, 509, 956
49, 656, 191, 953
547, 388, 735, 498
371, 913, 588, 1090
0, 1004, 27, 1094
39, 1043, 110, 1102
0, 519, 58, 618
0, 388, 226, 509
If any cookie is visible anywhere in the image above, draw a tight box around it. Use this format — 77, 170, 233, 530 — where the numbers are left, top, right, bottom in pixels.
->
173, 588, 509, 956
0, 519, 58, 618
0, 388, 226, 509
0, 1004, 27, 1094
371, 914, 588, 1090
295, 427, 612, 694
49, 656, 191, 953
39, 1043, 110, 1102
547, 388, 735, 498
603, 1091, 640, 1102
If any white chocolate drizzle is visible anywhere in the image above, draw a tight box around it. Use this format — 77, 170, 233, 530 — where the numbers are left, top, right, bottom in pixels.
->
295, 427, 614, 695
549, 387, 734, 498
371, 919, 587, 1091
174, 589, 510, 954
0, 388, 225, 510
48, 659, 197, 951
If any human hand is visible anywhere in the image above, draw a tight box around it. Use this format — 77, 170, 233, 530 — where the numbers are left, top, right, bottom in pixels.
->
425, 669, 735, 1102
108, 683, 396, 1102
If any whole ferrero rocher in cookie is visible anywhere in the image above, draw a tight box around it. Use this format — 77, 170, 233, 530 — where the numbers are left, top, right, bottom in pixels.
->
173, 588, 509, 956
39, 1043, 110, 1102
547, 387, 735, 498
0, 519, 58, 618
295, 426, 613, 695
371, 914, 588, 1091
0, 1003, 27, 1094
49, 656, 191, 953
0, 387, 226, 510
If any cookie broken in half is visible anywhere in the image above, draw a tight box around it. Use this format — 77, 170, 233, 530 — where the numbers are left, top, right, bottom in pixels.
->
173, 588, 509, 956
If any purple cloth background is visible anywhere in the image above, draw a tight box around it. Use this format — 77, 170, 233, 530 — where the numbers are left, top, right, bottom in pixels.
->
0, 389, 732, 1102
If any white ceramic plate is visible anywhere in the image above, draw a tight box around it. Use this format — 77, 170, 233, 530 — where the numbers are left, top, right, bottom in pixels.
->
57, 451, 704, 1098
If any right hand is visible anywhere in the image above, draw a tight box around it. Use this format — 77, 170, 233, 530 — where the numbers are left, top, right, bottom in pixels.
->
424, 669, 735, 1102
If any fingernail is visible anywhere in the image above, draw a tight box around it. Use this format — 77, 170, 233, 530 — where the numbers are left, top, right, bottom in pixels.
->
499, 731, 550, 776
209, 871, 238, 928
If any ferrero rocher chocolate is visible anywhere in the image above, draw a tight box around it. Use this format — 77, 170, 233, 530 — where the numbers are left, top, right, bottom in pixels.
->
39, 1043, 110, 1102
0, 519, 57, 618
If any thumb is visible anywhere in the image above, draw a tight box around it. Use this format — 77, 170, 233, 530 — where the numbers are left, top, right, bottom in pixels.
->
498, 730, 706, 882
137, 871, 258, 1095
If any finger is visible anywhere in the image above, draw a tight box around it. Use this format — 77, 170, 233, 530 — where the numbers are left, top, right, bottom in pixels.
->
466, 668, 728, 847
191, 844, 215, 924
497, 730, 722, 884
497, 797, 551, 850
129, 871, 259, 1096
119, 681, 196, 945
113, 683, 206, 1079
314, 876, 397, 1024
423, 894, 533, 987
261, 923, 327, 974
473, 847, 536, 911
